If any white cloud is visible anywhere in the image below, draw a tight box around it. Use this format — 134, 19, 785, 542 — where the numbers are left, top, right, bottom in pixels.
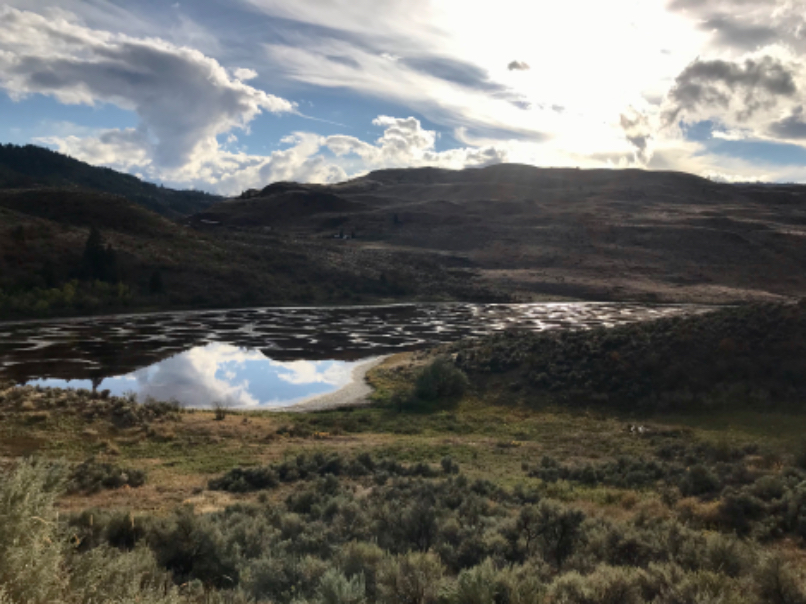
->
0, 6, 294, 171
41, 115, 507, 195
7, 1, 806, 188
36, 128, 153, 171
132, 343, 265, 408
234, 67, 259, 81
275, 360, 351, 386
326, 116, 508, 171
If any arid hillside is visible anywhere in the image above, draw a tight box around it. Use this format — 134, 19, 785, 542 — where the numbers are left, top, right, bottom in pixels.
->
197, 164, 806, 303
0, 186, 503, 319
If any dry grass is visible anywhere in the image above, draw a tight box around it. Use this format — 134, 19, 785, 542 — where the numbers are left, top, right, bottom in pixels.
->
2, 356, 805, 520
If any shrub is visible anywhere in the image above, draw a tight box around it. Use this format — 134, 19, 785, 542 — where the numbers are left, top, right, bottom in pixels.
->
316, 569, 366, 604
67, 458, 147, 494
148, 508, 240, 588
753, 556, 806, 604
338, 541, 385, 602
413, 357, 469, 403
0, 460, 65, 603
0, 460, 183, 604
514, 500, 585, 569
450, 558, 501, 604
377, 552, 446, 604
545, 566, 644, 604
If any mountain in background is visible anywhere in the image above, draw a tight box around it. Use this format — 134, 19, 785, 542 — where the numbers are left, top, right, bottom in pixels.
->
0, 144, 219, 218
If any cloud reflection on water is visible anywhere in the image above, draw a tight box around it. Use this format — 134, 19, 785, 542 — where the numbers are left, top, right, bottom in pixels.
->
29, 342, 362, 409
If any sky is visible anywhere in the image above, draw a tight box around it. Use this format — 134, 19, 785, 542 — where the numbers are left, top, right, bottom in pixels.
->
1, 0, 805, 194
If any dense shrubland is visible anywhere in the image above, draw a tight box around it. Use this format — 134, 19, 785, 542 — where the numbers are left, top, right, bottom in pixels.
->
5, 440, 806, 604
451, 302, 806, 412
0, 383, 181, 428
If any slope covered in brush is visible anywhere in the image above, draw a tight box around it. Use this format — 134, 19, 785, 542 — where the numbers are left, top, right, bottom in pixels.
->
451, 302, 806, 411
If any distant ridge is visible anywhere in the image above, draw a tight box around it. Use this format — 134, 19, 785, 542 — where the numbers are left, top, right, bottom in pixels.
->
0, 143, 220, 218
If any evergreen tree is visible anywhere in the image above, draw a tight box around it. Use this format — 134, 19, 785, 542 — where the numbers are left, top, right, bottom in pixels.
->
81, 227, 119, 283
104, 244, 119, 283
149, 269, 164, 294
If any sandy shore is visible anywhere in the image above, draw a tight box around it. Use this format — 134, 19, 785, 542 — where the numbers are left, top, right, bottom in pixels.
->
276, 355, 389, 412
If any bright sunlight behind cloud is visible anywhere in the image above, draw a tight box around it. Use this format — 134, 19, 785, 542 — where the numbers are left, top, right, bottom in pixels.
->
1, 0, 805, 188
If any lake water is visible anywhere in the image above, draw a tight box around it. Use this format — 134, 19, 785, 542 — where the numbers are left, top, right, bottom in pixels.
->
0, 303, 710, 409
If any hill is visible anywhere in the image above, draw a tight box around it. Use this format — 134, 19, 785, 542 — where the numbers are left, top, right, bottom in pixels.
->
201, 164, 806, 303
0, 144, 219, 217
448, 301, 806, 412
0, 184, 503, 319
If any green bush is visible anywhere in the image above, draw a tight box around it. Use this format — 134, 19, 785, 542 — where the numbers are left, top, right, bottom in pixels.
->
413, 357, 469, 403
0, 460, 184, 604
67, 458, 147, 494
316, 569, 366, 604
377, 552, 446, 604
753, 556, 806, 604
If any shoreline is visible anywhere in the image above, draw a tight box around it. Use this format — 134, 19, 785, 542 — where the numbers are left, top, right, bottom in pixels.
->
273, 355, 389, 413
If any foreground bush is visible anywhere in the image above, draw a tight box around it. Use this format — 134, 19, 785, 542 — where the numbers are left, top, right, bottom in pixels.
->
5, 446, 806, 604
0, 460, 183, 604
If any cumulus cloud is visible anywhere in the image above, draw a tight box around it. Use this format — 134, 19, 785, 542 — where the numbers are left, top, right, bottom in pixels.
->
325, 115, 508, 172
0, 6, 294, 170
210, 116, 507, 194
507, 60, 530, 71
40, 114, 507, 195
36, 128, 153, 170
664, 56, 798, 125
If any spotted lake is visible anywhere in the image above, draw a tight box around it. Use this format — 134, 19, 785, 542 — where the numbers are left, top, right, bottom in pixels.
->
0, 303, 710, 410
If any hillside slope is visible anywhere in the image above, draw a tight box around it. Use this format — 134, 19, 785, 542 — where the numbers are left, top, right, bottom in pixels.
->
201, 164, 806, 303
0, 144, 219, 217
447, 302, 806, 412
0, 185, 503, 319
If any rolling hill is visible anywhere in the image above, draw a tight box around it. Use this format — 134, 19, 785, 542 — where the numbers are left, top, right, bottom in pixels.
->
197, 164, 806, 303
0, 144, 219, 218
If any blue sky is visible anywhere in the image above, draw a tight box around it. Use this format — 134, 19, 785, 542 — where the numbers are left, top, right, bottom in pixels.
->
1, 0, 805, 193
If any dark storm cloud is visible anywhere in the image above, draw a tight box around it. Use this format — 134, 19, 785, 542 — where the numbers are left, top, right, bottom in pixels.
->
507, 60, 530, 71
664, 57, 797, 124
769, 106, 806, 139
